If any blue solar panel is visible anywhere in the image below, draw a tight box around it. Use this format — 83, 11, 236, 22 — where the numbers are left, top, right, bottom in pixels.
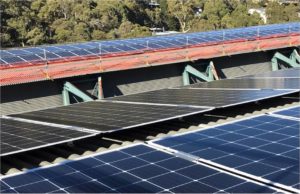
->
71, 49, 92, 56
1, 56, 24, 63
20, 54, 43, 61
1, 22, 299, 65
54, 51, 76, 57
6, 49, 31, 56
0, 144, 277, 193
36, 52, 60, 59
153, 115, 299, 192
271, 105, 300, 120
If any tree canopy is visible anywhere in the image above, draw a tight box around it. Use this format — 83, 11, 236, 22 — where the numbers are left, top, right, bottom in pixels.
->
1, 0, 299, 48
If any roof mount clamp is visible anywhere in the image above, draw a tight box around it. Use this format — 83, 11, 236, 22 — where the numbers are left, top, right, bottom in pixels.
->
183, 61, 219, 86
62, 81, 93, 106
271, 49, 300, 71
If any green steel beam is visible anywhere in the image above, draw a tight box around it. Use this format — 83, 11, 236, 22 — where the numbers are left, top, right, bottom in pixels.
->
272, 50, 300, 71
182, 70, 190, 85
290, 49, 300, 64
63, 81, 93, 105
183, 64, 214, 86
271, 57, 279, 71
62, 89, 70, 106
206, 61, 215, 81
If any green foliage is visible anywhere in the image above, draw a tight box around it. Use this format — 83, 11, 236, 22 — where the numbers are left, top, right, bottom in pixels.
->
1, 0, 299, 48
266, 2, 300, 24
116, 20, 152, 39
202, 0, 229, 29
221, 4, 262, 28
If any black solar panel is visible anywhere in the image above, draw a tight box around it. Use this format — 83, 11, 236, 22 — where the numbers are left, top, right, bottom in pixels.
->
11, 101, 211, 133
108, 88, 297, 108
241, 68, 300, 78
153, 115, 300, 192
0, 144, 277, 193
188, 78, 300, 90
0, 118, 95, 156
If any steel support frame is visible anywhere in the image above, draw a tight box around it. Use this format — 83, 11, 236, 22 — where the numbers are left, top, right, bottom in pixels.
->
183, 62, 215, 86
272, 49, 300, 71
62, 81, 93, 106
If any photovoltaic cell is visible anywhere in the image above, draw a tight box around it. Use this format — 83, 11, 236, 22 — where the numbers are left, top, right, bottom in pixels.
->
108, 88, 297, 108
0, 144, 277, 193
0, 118, 94, 156
188, 78, 300, 90
12, 101, 211, 133
153, 115, 300, 191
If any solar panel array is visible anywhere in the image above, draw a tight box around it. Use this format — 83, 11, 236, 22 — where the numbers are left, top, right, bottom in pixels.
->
152, 114, 300, 192
1, 22, 299, 66
3, 68, 299, 156
1, 101, 210, 156
1, 66, 299, 192
0, 144, 278, 193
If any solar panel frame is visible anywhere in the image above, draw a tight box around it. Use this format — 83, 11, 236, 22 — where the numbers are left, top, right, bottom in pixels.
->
0, 117, 97, 157
150, 114, 300, 193
107, 88, 298, 108
0, 143, 280, 193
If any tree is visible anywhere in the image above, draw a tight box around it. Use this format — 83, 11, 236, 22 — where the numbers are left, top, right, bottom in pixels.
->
266, 2, 285, 24
145, 7, 163, 28
5, 0, 34, 47
283, 4, 300, 22
51, 19, 74, 43
190, 18, 215, 32
1, 0, 14, 47
116, 20, 151, 39
201, 0, 230, 30
166, 0, 198, 32
26, 27, 46, 45
221, 4, 262, 28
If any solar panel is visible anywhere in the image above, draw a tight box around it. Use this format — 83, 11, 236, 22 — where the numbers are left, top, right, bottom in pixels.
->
0, 118, 95, 156
1, 22, 299, 66
107, 88, 297, 108
241, 68, 300, 78
1, 56, 24, 64
152, 115, 299, 192
270, 105, 300, 120
188, 78, 300, 90
0, 144, 278, 193
11, 101, 211, 133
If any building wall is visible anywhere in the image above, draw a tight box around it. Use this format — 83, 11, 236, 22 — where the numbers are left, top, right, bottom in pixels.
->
0, 48, 293, 115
